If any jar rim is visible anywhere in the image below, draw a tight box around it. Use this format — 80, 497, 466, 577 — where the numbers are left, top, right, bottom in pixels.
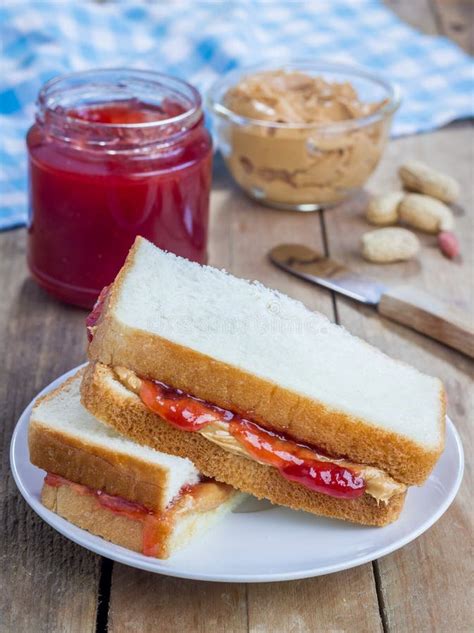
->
38, 68, 203, 131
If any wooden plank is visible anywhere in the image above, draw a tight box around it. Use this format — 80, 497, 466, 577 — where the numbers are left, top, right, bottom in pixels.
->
108, 566, 247, 633
384, 0, 438, 33
323, 124, 473, 330
385, 0, 472, 59
432, 0, 474, 53
0, 230, 100, 633
214, 163, 335, 319
322, 124, 473, 632
248, 567, 382, 633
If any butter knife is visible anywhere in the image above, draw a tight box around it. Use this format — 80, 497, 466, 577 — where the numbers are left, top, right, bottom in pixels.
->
269, 243, 474, 358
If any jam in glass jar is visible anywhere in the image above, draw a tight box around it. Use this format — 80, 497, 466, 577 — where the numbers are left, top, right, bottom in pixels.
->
27, 69, 212, 308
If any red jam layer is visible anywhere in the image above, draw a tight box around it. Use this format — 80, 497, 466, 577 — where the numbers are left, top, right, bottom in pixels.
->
86, 285, 110, 341
45, 472, 163, 556
139, 379, 366, 499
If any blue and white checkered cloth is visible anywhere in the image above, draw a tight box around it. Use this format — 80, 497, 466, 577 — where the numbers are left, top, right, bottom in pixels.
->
1, 0, 473, 229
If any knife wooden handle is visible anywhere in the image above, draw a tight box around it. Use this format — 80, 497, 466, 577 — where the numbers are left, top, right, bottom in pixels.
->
379, 285, 474, 358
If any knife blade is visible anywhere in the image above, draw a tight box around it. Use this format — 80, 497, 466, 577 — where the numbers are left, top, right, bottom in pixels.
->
268, 243, 387, 305
268, 243, 474, 358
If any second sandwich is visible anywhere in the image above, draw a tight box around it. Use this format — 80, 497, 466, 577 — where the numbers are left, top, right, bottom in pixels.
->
29, 370, 244, 558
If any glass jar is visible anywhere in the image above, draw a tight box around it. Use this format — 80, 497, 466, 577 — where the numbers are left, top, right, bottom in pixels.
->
208, 61, 399, 212
27, 69, 212, 308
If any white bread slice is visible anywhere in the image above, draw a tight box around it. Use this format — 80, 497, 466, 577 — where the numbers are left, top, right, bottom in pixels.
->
41, 477, 243, 559
29, 371, 200, 511
89, 237, 445, 485
81, 362, 407, 527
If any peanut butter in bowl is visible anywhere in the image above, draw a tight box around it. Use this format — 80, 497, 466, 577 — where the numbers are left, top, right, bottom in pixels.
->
208, 62, 400, 211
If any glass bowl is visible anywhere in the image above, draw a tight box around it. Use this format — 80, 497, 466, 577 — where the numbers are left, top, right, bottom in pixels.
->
208, 60, 400, 211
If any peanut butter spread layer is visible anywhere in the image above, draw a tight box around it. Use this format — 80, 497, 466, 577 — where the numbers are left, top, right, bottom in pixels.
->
221, 70, 389, 206
114, 367, 406, 504
224, 70, 384, 123
171, 481, 234, 516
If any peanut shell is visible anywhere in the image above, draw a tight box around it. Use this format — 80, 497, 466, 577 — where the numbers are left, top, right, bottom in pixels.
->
399, 159, 459, 203
361, 227, 420, 263
399, 194, 454, 233
366, 192, 404, 226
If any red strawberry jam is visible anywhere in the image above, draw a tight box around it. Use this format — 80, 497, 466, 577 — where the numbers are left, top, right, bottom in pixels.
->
138, 379, 366, 499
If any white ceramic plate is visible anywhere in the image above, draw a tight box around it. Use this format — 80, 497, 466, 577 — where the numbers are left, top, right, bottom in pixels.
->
11, 366, 464, 583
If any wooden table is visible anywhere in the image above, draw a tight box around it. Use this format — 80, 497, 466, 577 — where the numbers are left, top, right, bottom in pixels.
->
1, 2, 472, 632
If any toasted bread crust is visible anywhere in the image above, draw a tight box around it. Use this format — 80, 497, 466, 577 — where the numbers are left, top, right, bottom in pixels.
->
88, 240, 445, 486
81, 363, 406, 527
42, 481, 150, 554
30, 421, 174, 513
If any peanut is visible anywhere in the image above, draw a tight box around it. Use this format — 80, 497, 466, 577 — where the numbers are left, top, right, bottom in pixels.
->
399, 194, 454, 233
361, 227, 420, 263
438, 231, 460, 259
365, 192, 404, 226
399, 160, 460, 203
